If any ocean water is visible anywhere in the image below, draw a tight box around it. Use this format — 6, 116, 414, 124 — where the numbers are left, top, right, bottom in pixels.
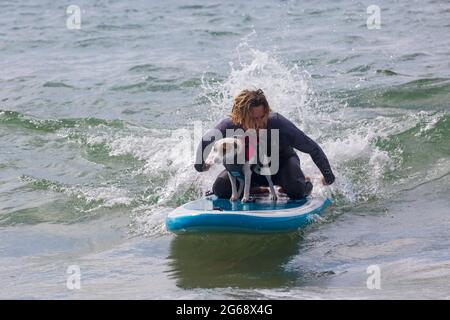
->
0, 0, 449, 299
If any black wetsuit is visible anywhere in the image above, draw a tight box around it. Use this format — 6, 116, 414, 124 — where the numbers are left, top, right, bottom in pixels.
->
194, 112, 335, 199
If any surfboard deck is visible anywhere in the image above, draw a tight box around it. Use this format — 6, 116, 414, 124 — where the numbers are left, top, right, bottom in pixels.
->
166, 194, 332, 234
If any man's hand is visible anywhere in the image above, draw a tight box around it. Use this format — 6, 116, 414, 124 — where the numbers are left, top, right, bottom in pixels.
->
321, 176, 329, 185
202, 163, 211, 171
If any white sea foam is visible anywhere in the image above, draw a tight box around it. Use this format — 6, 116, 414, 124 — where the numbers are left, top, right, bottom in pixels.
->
74, 185, 132, 208
20, 175, 132, 211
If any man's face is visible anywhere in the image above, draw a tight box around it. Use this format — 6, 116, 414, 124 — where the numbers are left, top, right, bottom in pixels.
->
249, 105, 267, 130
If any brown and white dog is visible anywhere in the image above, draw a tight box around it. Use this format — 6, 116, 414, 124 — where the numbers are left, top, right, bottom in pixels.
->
204, 136, 277, 202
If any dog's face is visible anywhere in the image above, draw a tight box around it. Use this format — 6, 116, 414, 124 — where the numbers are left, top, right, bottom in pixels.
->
205, 137, 244, 166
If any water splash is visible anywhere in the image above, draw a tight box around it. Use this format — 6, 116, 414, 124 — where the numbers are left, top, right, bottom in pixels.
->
124, 47, 448, 236
5, 47, 447, 235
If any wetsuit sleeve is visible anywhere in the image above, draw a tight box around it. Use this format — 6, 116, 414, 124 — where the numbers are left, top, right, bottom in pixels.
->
194, 118, 232, 172
276, 113, 335, 184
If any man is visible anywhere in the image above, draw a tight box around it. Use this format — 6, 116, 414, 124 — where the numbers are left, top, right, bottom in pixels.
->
194, 89, 335, 199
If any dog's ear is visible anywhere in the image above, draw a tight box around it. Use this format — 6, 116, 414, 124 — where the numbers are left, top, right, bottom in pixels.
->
223, 142, 237, 154
222, 143, 228, 155
233, 135, 246, 147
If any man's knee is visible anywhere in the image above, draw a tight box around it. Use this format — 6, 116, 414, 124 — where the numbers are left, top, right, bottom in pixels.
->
283, 179, 312, 199
213, 176, 232, 199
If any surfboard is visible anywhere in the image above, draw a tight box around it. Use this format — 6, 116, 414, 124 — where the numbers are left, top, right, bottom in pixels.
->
166, 194, 332, 234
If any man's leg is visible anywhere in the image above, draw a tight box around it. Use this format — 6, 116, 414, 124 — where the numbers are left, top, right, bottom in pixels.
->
212, 170, 233, 198
212, 169, 267, 199
274, 156, 313, 199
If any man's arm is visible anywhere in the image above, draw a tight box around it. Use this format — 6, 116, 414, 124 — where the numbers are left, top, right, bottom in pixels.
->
275, 113, 335, 185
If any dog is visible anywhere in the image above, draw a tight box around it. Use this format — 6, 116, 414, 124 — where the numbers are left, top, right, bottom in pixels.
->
204, 136, 278, 202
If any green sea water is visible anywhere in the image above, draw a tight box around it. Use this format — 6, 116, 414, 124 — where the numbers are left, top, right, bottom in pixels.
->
0, 0, 449, 299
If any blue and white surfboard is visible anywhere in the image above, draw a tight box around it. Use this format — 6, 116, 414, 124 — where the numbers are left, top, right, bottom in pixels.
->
166, 195, 331, 234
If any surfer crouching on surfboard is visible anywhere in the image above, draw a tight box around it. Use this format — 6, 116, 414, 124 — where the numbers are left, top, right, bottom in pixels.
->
194, 89, 335, 200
